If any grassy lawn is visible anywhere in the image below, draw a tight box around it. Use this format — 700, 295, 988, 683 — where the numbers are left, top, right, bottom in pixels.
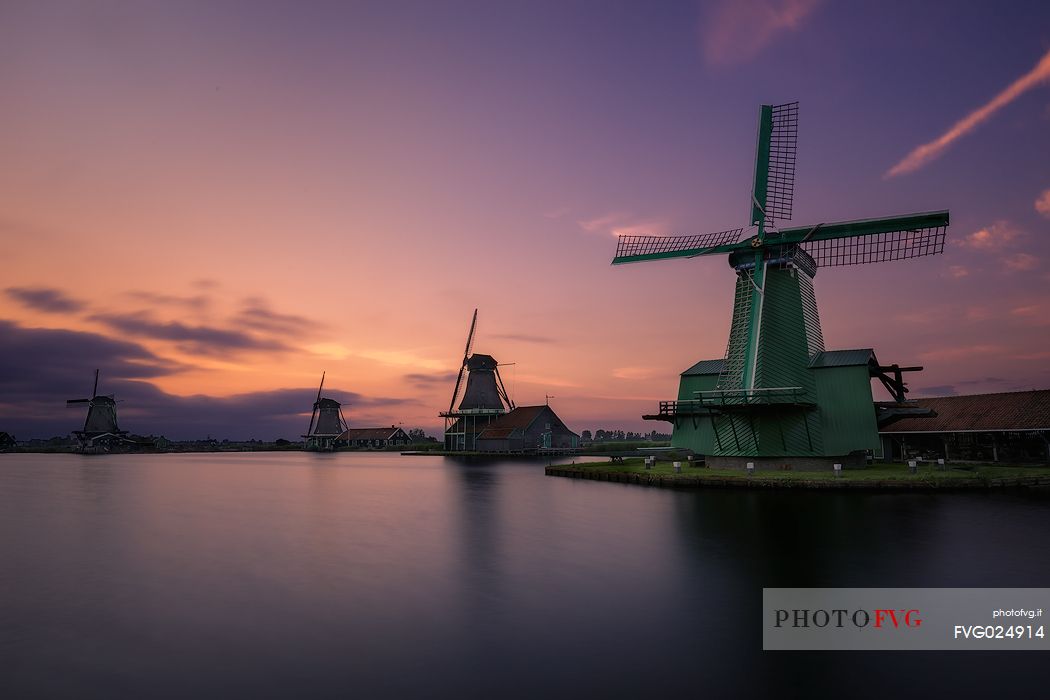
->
562, 458, 1050, 484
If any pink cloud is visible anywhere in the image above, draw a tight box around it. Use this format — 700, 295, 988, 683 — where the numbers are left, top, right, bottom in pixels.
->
886, 48, 1050, 177
957, 221, 1020, 250
1013, 351, 1050, 361
946, 265, 970, 279
1002, 253, 1039, 271
701, 0, 821, 66
577, 211, 627, 234
1036, 189, 1050, 219
577, 212, 664, 238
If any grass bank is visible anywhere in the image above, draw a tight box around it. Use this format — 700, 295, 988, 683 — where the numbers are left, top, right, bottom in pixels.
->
546, 458, 1050, 490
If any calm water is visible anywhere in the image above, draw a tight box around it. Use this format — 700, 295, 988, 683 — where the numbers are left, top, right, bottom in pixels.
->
2, 452, 1049, 698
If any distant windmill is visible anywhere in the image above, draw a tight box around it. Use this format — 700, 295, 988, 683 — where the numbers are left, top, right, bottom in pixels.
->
441, 309, 514, 451
302, 371, 350, 455
67, 369, 128, 451
614, 102, 948, 469
302, 372, 348, 451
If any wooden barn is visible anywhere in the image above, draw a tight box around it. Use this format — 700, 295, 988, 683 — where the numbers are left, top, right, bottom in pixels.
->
879, 390, 1050, 464
337, 426, 411, 449
474, 405, 579, 453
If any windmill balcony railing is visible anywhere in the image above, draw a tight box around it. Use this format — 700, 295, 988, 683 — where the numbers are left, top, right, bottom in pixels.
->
656, 387, 812, 417
439, 407, 508, 417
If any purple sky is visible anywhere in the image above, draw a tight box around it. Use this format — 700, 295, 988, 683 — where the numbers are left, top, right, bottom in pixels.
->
2, 1, 1049, 440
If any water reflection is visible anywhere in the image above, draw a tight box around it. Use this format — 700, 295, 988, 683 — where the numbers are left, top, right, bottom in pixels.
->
1, 454, 1049, 699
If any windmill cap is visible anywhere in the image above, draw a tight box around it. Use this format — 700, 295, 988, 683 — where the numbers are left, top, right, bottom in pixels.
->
466, 354, 498, 370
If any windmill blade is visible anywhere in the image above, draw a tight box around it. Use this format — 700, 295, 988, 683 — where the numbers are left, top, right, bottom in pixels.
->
67, 398, 91, 405
463, 309, 478, 362
316, 371, 325, 402
448, 365, 466, 413
494, 366, 514, 411
775, 210, 949, 267
612, 228, 745, 265
751, 101, 798, 226
92, 369, 100, 397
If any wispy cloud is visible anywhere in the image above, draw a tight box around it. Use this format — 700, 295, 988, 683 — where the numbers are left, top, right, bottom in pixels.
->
577, 211, 627, 234
490, 333, 556, 344
945, 265, 970, 279
236, 298, 323, 336
403, 371, 459, 388
1002, 253, 1039, 271
577, 211, 664, 238
957, 377, 1008, 386
957, 221, 1020, 250
124, 290, 211, 311
1010, 304, 1042, 317
1036, 189, 1050, 219
5, 286, 85, 314
611, 366, 661, 380
1012, 350, 1050, 361
918, 344, 1003, 362
88, 312, 290, 356
886, 48, 1050, 178
702, 0, 821, 66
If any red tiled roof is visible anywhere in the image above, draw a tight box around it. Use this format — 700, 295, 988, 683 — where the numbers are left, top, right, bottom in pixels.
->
881, 390, 1050, 433
477, 427, 517, 439
485, 405, 550, 430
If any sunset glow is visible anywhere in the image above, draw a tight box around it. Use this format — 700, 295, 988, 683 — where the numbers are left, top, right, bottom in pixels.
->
2, 1, 1048, 440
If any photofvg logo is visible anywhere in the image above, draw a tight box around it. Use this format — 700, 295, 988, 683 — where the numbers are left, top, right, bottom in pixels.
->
774, 608, 922, 630
763, 588, 1050, 651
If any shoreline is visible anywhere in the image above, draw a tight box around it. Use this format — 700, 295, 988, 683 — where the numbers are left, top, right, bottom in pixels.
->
546, 459, 1050, 491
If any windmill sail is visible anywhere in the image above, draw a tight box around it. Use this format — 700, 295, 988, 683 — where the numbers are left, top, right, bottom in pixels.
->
613, 228, 745, 264
791, 216, 948, 267
760, 101, 799, 224
448, 309, 478, 412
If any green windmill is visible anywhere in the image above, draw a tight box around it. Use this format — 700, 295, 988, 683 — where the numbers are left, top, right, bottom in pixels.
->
613, 102, 949, 469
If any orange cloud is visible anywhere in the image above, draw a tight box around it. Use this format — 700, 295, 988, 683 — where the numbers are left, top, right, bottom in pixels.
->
612, 366, 661, 380
1036, 189, 1050, 219
886, 48, 1050, 177
702, 0, 821, 66
957, 221, 1019, 250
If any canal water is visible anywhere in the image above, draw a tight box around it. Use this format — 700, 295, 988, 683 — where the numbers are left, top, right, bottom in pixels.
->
2, 452, 1049, 698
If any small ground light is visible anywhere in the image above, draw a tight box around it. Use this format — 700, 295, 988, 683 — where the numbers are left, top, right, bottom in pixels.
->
673, 461, 682, 473
746, 462, 755, 475
938, 458, 946, 471
645, 457, 653, 470
833, 463, 842, 477
908, 460, 917, 474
